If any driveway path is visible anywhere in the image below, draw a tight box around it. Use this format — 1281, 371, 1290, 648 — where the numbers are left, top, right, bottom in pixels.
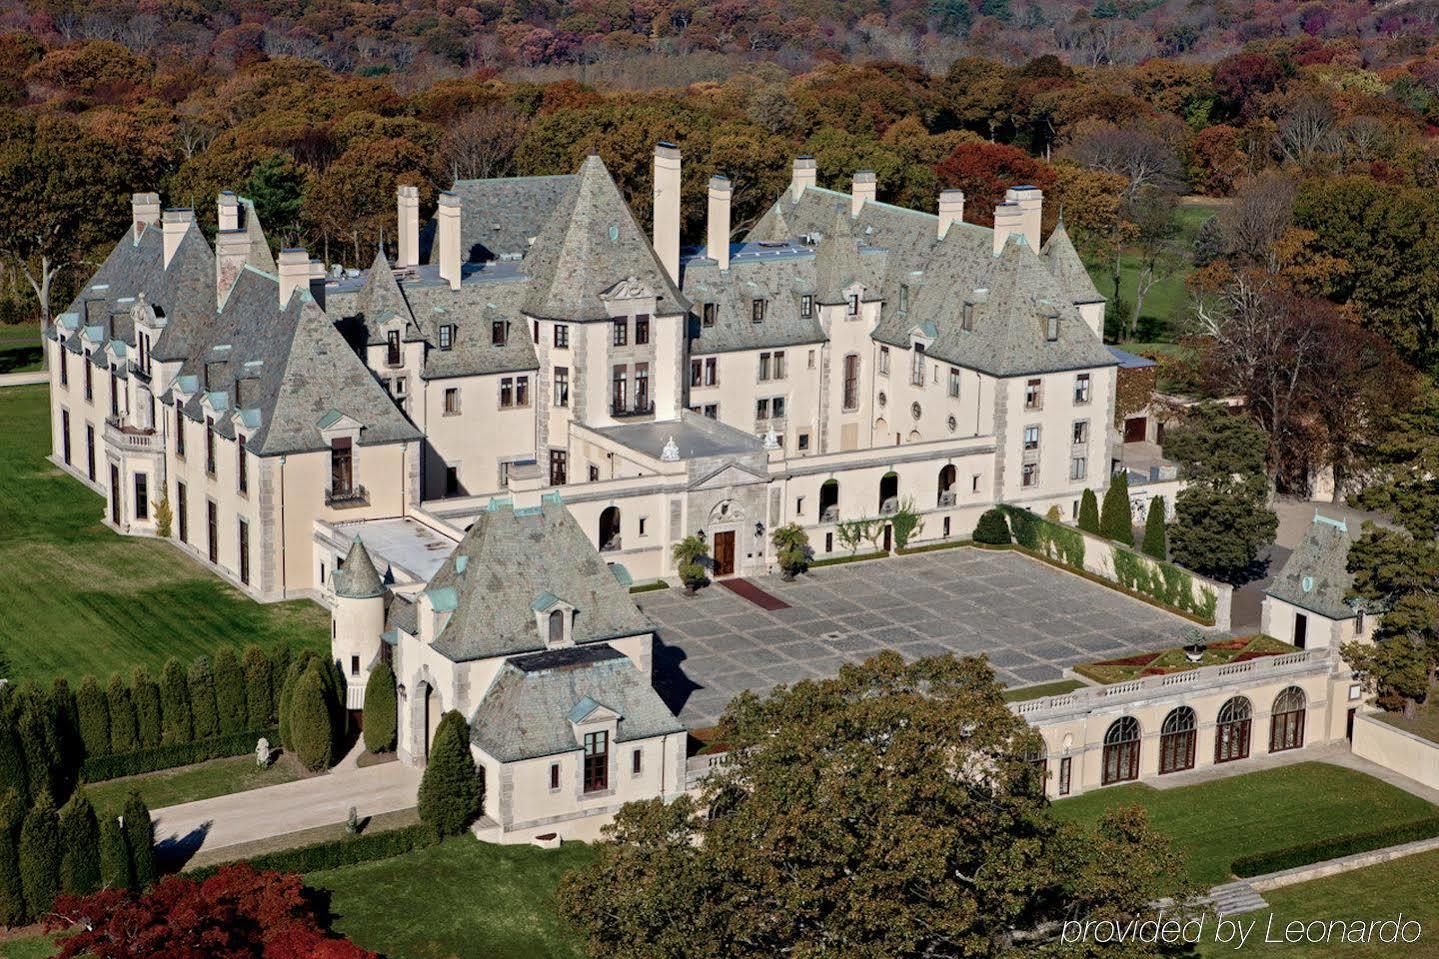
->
151, 758, 422, 861
0, 371, 45, 388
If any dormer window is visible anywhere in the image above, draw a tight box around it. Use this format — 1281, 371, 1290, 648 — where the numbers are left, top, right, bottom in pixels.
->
548, 609, 564, 646
847, 293, 860, 316
899, 284, 909, 312
438, 324, 454, 350
492, 319, 508, 346
962, 303, 975, 333
386, 330, 401, 367
1046, 314, 1059, 342
911, 343, 926, 387
800, 294, 814, 318
702, 303, 717, 327
752, 299, 767, 324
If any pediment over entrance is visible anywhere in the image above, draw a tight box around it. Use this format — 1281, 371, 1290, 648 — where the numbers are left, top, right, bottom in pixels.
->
688, 460, 769, 492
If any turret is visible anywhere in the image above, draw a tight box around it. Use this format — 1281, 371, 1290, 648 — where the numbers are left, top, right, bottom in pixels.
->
331, 536, 387, 710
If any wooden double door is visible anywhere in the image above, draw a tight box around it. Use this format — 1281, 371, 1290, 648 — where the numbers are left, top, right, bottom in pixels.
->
713, 530, 736, 577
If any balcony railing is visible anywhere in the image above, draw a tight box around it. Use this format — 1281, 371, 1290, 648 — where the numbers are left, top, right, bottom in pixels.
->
104, 416, 159, 452
326, 484, 370, 508
610, 401, 655, 419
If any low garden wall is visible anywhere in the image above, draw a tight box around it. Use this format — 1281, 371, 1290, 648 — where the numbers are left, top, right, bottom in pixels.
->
1352, 712, 1439, 791
998, 505, 1231, 629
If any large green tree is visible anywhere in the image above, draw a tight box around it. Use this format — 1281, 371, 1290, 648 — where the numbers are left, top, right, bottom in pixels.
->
560, 653, 1192, 958
1100, 472, 1135, 545
418, 711, 482, 837
122, 792, 155, 891
18, 791, 60, 918
1342, 525, 1439, 714
159, 658, 193, 746
187, 656, 219, 741
75, 676, 110, 759
287, 663, 338, 772
131, 667, 162, 749
362, 661, 398, 754
213, 646, 248, 735
57, 788, 100, 897
106, 675, 138, 755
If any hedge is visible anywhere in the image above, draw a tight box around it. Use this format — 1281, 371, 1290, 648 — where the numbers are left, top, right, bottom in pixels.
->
811, 550, 889, 568
1231, 816, 1439, 878
1004, 506, 1084, 568
896, 539, 972, 555
629, 580, 671, 594
189, 822, 440, 880
79, 727, 278, 783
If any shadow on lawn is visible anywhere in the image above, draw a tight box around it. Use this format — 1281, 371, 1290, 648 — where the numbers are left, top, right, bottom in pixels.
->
0, 345, 41, 374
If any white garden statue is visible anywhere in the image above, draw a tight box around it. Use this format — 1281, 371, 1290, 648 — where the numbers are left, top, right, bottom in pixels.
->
256, 737, 273, 768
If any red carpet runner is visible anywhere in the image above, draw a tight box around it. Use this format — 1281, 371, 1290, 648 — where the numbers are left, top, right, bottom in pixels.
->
720, 577, 791, 611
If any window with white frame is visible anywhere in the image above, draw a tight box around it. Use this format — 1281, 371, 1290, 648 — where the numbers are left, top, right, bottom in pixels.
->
1022, 463, 1038, 487
1025, 378, 1042, 410
878, 346, 890, 376
846, 293, 860, 316
1074, 373, 1091, 404
911, 344, 926, 386
800, 294, 814, 317
1023, 425, 1040, 451
1072, 420, 1089, 445
1070, 456, 1088, 480
948, 367, 961, 398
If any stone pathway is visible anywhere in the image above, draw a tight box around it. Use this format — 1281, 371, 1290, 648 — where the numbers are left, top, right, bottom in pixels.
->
1208, 880, 1268, 917
0, 371, 45, 388
1146, 742, 1439, 805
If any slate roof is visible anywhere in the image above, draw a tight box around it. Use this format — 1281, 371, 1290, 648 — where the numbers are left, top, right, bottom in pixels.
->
426, 500, 652, 663
437, 174, 577, 263
521, 155, 689, 321
1265, 516, 1361, 620
1041, 220, 1104, 305
682, 252, 827, 355
334, 537, 386, 599
470, 645, 685, 762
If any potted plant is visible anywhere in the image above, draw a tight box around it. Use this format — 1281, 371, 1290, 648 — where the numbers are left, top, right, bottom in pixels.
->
1182, 628, 1207, 663
771, 523, 811, 580
672, 535, 710, 594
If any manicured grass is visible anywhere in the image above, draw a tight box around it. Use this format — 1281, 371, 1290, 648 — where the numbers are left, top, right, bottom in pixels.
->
1002, 678, 1086, 703
310, 835, 596, 959
1376, 699, 1439, 745
1074, 635, 1294, 684
0, 323, 42, 374
1085, 203, 1216, 346
0, 937, 57, 959
0, 384, 327, 685
84, 753, 304, 819
1193, 846, 1439, 958
1052, 762, 1437, 886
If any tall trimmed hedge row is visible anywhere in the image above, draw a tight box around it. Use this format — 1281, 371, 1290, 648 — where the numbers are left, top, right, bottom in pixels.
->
189, 822, 441, 881
1232, 816, 1439, 878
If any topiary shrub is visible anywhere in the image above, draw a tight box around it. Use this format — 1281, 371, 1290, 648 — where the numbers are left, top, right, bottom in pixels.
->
213, 646, 248, 735
122, 791, 155, 890
98, 813, 131, 891
672, 535, 709, 593
418, 711, 481, 837
972, 509, 1011, 545
771, 523, 811, 580
18, 790, 60, 918
0, 789, 25, 926
48, 679, 82, 780
1100, 473, 1135, 546
187, 656, 219, 741
362, 661, 398, 754
1142, 494, 1167, 559
1078, 488, 1100, 534
159, 658, 193, 746
106, 675, 138, 755
288, 664, 337, 772
57, 787, 100, 897
242, 646, 273, 728
131, 667, 162, 749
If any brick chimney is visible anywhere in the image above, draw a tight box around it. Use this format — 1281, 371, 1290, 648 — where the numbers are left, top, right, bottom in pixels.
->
851, 170, 876, 217
707, 175, 732, 271
278, 249, 310, 307
162, 208, 194, 268
437, 192, 462, 292
938, 190, 965, 239
791, 157, 816, 202
1005, 186, 1043, 251
652, 142, 681, 285
396, 185, 420, 269
132, 193, 160, 246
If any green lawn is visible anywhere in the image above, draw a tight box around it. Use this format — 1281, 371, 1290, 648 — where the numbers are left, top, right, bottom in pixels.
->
0, 323, 42, 374
1194, 846, 1439, 958
1053, 762, 1437, 886
1086, 202, 1217, 346
1002, 678, 1086, 703
0, 937, 56, 959
0, 384, 328, 685
83, 754, 303, 819
311, 836, 596, 959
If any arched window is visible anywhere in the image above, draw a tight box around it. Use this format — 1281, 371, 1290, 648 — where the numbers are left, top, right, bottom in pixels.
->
1270, 686, 1307, 753
819, 479, 840, 522
1102, 717, 1141, 785
549, 609, 565, 646
1159, 707, 1197, 774
599, 506, 621, 552
1215, 696, 1252, 764
879, 471, 899, 514
937, 464, 956, 505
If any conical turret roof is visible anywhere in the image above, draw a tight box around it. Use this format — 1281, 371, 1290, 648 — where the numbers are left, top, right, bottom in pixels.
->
334, 536, 385, 599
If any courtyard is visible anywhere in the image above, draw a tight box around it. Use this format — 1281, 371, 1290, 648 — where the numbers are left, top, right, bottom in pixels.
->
637, 546, 1199, 728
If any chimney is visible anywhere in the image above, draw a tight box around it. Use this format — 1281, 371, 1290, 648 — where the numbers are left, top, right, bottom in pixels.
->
706, 175, 732, 271
278, 249, 310, 307
216, 229, 249, 301
993, 202, 1026, 255
652, 142, 681, 285
217, 191, 241, 233
851, 170, 876, 217
938, 189, 965, 239
437, 191, 462, 292
791, 156, 817, 201
131, 193, 160, 245
162, 208, 194, 268
396, 185, 420, 269
1005, 186, 1043, 251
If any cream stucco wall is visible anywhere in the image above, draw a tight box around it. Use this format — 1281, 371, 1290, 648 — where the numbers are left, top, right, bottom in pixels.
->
1260, 595, 1376, 650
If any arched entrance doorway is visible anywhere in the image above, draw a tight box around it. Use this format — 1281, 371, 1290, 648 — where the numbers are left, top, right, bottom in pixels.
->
937, 465, 956, 506
599, 505, 621, 552
879, 471, 898, 513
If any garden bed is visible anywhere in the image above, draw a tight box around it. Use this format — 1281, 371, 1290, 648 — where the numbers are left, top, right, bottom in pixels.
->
1074, 634, 1292, 684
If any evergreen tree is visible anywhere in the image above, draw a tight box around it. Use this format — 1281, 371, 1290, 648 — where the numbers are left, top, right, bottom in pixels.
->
418, 710, 481, 837
972, 508, 1011, 545
75, 675, 111, 759
0, 691, 29, 807
269, 645, 293, 719
57, 788, 100, 897
0, 789, 25, 926
1142, 495, 1167, 559
18, 791, 60, 918
49, 679, 83, 778
1100, 473, 1135, 546
363, 661, 398, 754
98, 813, 130, 891
213, 646, 248, 734
188, 656, 219, 740
106, 674, 138, 754
14, 685, 60, 805
277, 657, 306, 748
159, 657, 193, 746
132, 667, 162, 749
121, 792, 155, 890
288, 664, 336, 771
242, 646, 273, 727
1078, 488, 1101, 534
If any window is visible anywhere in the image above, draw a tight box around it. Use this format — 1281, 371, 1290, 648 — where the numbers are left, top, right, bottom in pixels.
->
549, 762, 561, 790
84, 351, 93, 400
635, 314, 650, 345
349, 654, 360, 677
175, 400, 185, 458
515, 375, 529, 407
704, 358, 717, 386
1270, 686, 1306, 753
774, 351, 785, 379
842, 354, 859, 411
1023, 425, 1039, 451
1074, 373, 1091, 404
1046, 313, 1059, 341
438, 324, 454, 350
690, 358, 705, 387
444, 388, 460, 415
205, 417, 216, 476
499, 461, 512, 488
846, 292, 859, 316
588, 465, 600, 482
1021, 463, 1038, 488
1102, 717, 1140, 785
445, 467, 459, 496
962, 303, 974, 332
911, 344, 926, 386
238, 435, 248, 493
491, 319, 508, 346
1070, 456, 1087, 481
758, 352, 772, 382
702, 404, 717, 418
499, 378, 514, 408
1058, 756, 1072, 796
948, 367, 961, 398
1072, 420, 1089, 445
386, 330, 401, 366
238, 517, 250, 585
330, 438, 353, 496
206, 500, 218, 564
554, 367, 569, 407
808, 350, 816, 369
632, 748, 643, 775
638, 516, 647, 536
800, 294, 814, 318
798, 431, 810, 451
61, 410, 70, 464
583, 731, 609, 792
554, 323, 569, 348
59, 345, 68, 388
878, 347, 890, 376
134, 473, 149, 520
635, 364, 649, 410
751, 299, 766, 323
899, 284, 909, 312
1215, 697, 1252, 763
1159, 707, 1197, 774
612, 366, 627, 411
612, 318, 627, 346
1024, 378, 1042, 410
109, 369, 119, 416
702, 303, 717, 327
972, 474, 981, 493
177, 481, 188, 543
549, 609, 565, 646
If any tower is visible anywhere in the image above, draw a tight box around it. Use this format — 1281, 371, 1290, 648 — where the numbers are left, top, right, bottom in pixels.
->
331, 536, 387, 708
